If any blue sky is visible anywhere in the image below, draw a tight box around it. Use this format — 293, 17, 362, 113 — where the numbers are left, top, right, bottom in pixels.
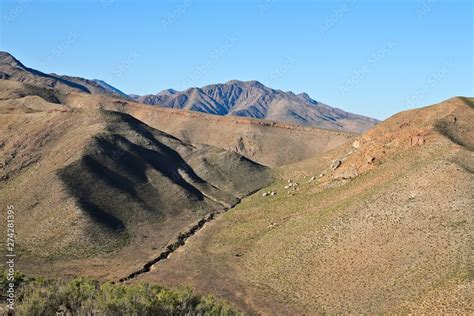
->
0, 0, 472, 119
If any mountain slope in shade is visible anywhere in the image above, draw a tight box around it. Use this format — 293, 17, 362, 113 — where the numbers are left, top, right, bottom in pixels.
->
0, 51, 127, 99
0, 51, 89, 93
135, 80, 379, 132
0, 105, 271, 278
51, 74, 130, 99
92, 79, 129, 98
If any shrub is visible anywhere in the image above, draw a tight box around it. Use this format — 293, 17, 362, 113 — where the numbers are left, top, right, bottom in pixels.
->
0, 270, 26, 293
1, 273, 239, 315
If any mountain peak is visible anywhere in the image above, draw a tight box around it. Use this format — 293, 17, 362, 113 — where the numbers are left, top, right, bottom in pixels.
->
157, 88, 179, 96
225, 80, 264, 87
297, 92, 318, 105
247, 80, 264, 87
226, 79, 244, 85
0, 51, 25, 69
134, 80, 379, 132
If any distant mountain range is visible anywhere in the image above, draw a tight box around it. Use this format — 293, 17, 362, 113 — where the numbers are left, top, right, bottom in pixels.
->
0, 51, 378, 132
131, 81, 379, 132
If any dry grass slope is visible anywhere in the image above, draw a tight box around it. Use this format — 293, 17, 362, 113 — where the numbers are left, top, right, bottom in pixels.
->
62, 90, 356, 167
0, 104, 271, 283
134, 97, 473, 314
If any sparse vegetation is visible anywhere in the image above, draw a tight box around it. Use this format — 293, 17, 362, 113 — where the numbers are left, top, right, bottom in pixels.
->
0, 273, 237, 315
0, 47, 472, 314
143, 97, 474, 314
0, 270, 26, 293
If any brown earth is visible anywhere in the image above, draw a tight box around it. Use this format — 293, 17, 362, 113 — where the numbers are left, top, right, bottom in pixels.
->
130, 97, 473, 314
0, 101, 272, 283
0, 79, 356, 167
0, 57, 472, 314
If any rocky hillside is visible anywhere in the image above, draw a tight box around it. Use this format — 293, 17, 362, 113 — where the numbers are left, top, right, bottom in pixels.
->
132, 80, 379, 133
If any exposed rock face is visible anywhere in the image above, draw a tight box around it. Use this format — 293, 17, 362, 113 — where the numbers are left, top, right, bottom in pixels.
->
321, 97, 474, 184
134, 80, 379, 133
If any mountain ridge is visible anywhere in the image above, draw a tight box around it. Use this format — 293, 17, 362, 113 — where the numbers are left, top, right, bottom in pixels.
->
0, 51, 378, 133
0, 51, 128, 99
132, 80, 379, 132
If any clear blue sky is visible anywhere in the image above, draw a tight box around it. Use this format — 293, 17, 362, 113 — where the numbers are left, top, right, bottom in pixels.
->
0, 0, 472, 119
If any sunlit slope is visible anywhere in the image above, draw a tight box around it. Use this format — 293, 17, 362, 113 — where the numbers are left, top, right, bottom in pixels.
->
136, 97, 473, 314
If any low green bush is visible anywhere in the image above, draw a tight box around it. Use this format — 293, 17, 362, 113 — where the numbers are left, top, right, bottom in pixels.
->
0, 270, 26, 292
0, 272, 238, 315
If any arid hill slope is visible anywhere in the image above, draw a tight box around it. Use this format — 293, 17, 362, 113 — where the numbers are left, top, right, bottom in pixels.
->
62, 91, 355, 167
0, 79, 356, 167
115, 105, 356, 168
133, 97, 473, 314
0, 103, 271, 280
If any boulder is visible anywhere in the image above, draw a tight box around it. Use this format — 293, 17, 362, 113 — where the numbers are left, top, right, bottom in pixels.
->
334, 165, 358, 180
331, 160, 342, 170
